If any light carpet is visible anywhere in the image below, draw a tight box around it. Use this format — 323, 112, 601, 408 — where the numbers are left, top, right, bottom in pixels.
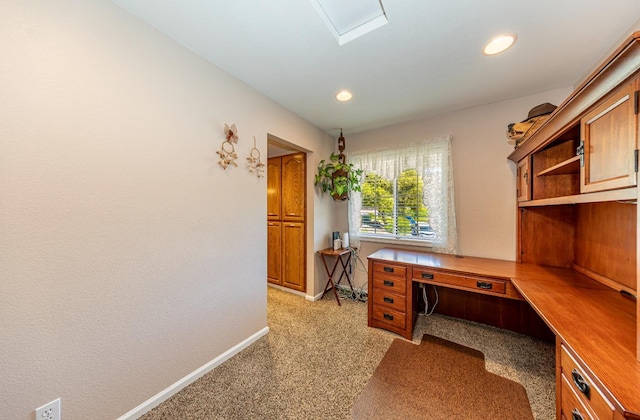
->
140, 286, 555, 419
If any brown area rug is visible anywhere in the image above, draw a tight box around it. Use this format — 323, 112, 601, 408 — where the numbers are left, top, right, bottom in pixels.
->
352, 334, 534, 420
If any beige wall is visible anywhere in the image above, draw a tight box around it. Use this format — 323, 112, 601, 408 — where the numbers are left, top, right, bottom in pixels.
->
338, 88, 572, 288
0, 1, 335, 419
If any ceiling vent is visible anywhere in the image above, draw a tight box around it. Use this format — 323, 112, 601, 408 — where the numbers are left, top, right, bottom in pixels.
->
310, 0, 388, 45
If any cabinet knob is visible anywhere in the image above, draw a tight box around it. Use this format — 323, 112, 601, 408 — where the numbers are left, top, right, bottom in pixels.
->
383, 280, 394, 287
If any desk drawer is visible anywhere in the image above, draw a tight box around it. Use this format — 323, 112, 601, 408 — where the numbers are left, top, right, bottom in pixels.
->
560, 345, 613, 420
412, 268, 506, 295
373, 262, 407, 278
371, 305, 406, 330
372, 273, 407, 295
371, 290, 406, 313
561, 374, 594, 420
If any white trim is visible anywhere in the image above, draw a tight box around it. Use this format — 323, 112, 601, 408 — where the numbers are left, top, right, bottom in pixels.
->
360, 235, 434, 248
267, 283, 307, 298
306, 291, 325, 302
116, 327, 270, 420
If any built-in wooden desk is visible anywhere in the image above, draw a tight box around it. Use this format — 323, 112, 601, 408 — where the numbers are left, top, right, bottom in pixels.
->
367, 248, 640, 419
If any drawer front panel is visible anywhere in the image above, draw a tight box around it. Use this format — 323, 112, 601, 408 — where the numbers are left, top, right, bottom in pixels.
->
371, 290, 406, 313
560, 345, 613, 420
561, 375, 595, 420
371, 305, 406, 330
372, 274, 407, 295
412, 268, 506, 295
372, 262, 407, 278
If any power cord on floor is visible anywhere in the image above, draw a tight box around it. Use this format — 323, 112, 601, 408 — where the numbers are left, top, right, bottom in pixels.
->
419, 284, 438, 316
334, 246, 368, 302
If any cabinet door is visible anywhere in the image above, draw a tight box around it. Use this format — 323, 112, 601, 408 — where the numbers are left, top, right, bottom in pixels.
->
267, 157, 282, 220
281, 153, 305, 222
580, 80, 638, 193
282, 222, 305, 292
267, 221, 281, 285
517, 157, 531, 201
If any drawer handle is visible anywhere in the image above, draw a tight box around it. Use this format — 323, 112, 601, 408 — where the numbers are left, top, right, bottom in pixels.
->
383, 296, 394, 304
383, 313, 394, 321
383, 266, 395, 273
571, 369, 591, 400
571, 408, 584, 420
421, 272, 434, 279
476, 281, 493, 290
383, 280, 395, 287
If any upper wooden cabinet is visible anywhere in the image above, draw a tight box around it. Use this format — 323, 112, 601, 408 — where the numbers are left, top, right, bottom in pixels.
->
267, 157, 282, 220
281, 153, 306, 222
580, 79, 638, 193
516, 157, 531, 202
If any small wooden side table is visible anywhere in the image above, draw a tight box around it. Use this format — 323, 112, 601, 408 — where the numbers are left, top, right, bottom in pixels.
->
318, 247, 354, 306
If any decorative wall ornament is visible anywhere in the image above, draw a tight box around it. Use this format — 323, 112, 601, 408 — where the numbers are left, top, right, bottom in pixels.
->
247, 136, 265, 178
217, 123, 239, 169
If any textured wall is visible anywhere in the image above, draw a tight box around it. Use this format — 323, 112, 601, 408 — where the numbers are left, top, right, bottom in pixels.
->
0, 1, 334, 419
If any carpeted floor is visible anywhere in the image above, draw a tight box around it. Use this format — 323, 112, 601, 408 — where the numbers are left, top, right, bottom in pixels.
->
140, 286, 555, 419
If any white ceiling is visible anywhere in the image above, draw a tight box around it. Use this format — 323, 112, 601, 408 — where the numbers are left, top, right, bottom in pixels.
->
111, 0, 640, 136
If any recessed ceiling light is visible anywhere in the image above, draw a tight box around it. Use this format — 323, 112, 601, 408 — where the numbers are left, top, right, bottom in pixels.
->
482, 34, 517, 56
336, 90, 353, 102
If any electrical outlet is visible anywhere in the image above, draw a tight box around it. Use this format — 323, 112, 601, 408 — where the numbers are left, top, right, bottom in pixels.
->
35, 398, 60, 420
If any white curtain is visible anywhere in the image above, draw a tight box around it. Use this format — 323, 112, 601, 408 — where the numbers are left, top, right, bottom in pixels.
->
347, 135, 459, 254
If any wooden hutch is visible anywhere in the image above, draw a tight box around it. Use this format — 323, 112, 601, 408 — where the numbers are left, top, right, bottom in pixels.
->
508, 31, 640, 420
368, 32, 640, 419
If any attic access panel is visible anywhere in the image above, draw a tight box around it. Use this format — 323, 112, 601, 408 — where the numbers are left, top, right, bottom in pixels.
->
310, 0, 388, 45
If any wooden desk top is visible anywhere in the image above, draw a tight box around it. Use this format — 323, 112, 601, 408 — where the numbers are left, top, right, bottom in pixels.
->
368, 248, 640, 418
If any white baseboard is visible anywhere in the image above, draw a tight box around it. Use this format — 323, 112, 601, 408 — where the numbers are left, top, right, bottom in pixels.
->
306, 291, 324, 301
267, 283, 310, 299
117, 326, 270, 420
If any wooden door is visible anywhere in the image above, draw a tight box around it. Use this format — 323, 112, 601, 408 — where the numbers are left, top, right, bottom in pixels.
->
267, 221, 282, 285
516, 157, 531, 202
267, 157, 282, 220
580, 79, 638, 193
282, 222, 305, 292
281, 153, 305, 222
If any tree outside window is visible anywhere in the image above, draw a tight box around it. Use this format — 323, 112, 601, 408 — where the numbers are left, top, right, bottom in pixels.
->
359, 169, 433, 240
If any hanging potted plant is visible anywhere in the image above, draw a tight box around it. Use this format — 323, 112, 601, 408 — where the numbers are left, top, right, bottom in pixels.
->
315, 152, 363, 201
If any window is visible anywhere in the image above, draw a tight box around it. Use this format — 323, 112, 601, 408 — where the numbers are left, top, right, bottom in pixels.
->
347, 136, 458, 254
360, 169, 434, 241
